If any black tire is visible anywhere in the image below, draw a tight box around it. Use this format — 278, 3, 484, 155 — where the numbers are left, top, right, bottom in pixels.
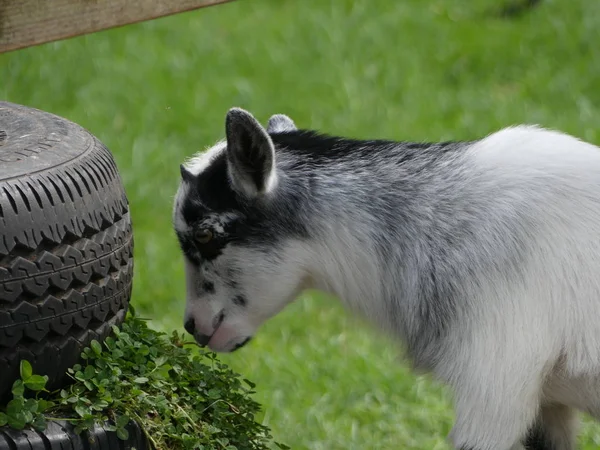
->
0, 419, 152, 450
0, 101, 134, 403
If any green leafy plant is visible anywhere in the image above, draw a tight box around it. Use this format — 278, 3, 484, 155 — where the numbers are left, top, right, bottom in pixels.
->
0, 308, 289, 450
0, 360, 51, 431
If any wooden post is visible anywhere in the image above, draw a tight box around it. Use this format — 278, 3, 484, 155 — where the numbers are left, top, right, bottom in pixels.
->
0, 0, 235, 54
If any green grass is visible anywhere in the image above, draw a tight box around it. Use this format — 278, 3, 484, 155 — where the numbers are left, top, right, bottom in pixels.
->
2, 0, 600, 448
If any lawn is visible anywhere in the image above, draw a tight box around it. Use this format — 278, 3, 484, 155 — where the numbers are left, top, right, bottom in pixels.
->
2, 0, 600, 448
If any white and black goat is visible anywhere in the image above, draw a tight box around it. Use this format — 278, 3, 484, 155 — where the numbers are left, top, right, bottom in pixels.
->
173, 107, 600, 450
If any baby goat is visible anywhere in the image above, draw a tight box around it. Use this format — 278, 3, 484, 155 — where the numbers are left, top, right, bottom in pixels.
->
173, 107, 600, 450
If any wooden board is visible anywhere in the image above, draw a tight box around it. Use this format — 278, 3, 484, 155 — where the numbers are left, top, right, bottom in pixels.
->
0, 0, 235, 54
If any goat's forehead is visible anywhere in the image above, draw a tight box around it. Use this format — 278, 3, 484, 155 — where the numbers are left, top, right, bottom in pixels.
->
173, 141, 227, 231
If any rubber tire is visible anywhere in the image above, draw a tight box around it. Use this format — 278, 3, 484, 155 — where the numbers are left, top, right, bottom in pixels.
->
0, 419, 152, 450
0, 101, 134, 403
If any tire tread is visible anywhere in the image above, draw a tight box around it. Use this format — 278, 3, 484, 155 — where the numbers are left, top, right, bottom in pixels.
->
0, 103, 133, 403
0, 420, 151, 450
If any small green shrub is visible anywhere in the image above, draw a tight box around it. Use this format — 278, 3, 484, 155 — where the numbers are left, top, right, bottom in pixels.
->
0, 308, 288, 450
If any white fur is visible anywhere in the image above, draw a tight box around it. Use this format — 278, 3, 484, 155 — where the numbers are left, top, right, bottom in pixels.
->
184, 140, 226, 176
172, 182, 190, 232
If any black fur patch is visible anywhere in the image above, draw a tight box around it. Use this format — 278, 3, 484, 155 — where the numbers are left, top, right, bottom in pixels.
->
177, 164, 244, 262
524, 422, 554, 449
233, 295, 247, 307
194, 152, 242, 212
270, 129, 464, 169
181, 195, 208, 227
175, 228, 232, 263
175, 231, 202, 265
271, 130, 396, 161
202, 281, 215, 293
179, 152, 241, 233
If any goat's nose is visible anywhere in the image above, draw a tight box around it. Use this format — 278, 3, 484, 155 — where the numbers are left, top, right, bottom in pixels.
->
184, 317, 195, 335
185, 310, 226, 347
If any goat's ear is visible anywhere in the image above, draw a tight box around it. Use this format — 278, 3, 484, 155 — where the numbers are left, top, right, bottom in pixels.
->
225, 107, 277, 199
267, 114, 297, 133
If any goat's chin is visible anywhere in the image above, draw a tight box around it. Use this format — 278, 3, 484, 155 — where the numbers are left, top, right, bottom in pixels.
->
205, 335, 253, 353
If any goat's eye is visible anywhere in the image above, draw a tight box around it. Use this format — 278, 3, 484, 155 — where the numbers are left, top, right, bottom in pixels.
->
194, 229, 213, 244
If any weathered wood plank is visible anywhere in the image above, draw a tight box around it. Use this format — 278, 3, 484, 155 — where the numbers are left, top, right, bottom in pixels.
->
0, 0, 235, 54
